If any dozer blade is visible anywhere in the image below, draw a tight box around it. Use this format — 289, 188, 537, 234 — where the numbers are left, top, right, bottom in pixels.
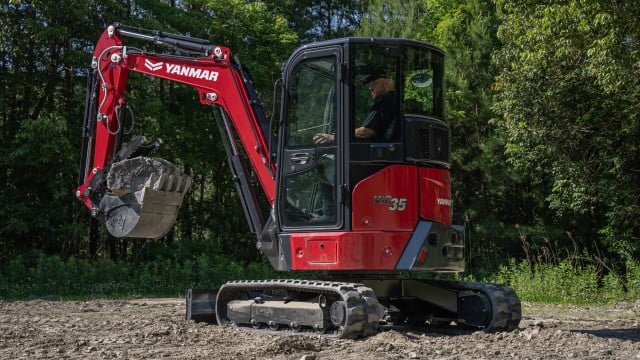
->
99, 156, 191, 239
185, 289, 218, 323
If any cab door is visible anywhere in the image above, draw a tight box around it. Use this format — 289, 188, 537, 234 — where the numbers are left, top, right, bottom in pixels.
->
277, 47, 342, 229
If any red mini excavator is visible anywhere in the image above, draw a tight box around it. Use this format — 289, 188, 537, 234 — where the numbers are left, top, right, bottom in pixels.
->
76, 23, 520, 338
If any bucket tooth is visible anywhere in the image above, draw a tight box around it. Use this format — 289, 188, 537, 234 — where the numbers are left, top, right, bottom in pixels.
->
165, 173, 177, 191
172, 174, 182, 192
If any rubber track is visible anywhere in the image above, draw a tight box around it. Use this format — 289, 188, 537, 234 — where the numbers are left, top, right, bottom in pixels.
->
456, 281, 521, 331
215, 279, 382, 339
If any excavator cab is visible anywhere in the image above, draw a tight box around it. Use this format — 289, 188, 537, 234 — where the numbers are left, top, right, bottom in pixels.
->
276, 40, 446, 232
256, 39, 461, 275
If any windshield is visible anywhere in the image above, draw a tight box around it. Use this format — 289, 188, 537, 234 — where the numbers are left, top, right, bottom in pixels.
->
351, 43, 444, 141
285, 57, 337, 147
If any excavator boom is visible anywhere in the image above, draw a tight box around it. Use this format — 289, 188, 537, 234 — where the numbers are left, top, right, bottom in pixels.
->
77, 24, 274, 238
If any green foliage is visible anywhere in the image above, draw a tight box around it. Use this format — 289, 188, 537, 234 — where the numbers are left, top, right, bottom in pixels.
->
180, 0, 298, 89
264, 0, 366, 42
626, 260, 640, 300
406, 0, 552, 266
493, 0, 640, 261
0, 1, 125, 258
0, 113, 82, 257
0, 253, 282, 300
356, 1, 427, 38
1, 255, 130, 299
493, 258, 634, 305
3, 253, 638, 305
0, 0, 298, 261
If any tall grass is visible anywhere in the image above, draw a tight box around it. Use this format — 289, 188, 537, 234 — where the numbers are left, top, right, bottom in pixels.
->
0, 253, 280, 300
485, 226, 640, 305
492, 258, 636, 304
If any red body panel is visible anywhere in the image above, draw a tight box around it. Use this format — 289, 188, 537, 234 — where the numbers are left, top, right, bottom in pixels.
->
351, 165, 419, 231
291, 165, 454, 271
289, 231, 411, 270
419, 167, 452, 225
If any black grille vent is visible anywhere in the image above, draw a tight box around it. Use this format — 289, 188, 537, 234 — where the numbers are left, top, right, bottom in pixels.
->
405, 116, 450, 166
418, 128, 430, 158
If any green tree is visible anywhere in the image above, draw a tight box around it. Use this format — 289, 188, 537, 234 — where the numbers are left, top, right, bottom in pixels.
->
264, 0, 366, 43
356, 0, 427, 38
422, 0, 551, 270
493, 0, 640, 263
0, 0, 130, 260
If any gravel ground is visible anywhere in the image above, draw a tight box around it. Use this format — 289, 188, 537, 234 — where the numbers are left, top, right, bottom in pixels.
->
0, 297, 638, 359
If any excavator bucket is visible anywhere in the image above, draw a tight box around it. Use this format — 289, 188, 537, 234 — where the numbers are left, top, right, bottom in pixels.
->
98, 157, 191, 239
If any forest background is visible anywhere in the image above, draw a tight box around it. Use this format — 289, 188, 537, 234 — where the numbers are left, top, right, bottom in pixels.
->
1, 0, 639, 304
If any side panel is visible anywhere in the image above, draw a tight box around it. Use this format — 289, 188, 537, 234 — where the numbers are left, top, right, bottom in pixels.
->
289, 231, 411, 270
419, 167, 452, 225
351, 165, 418, 231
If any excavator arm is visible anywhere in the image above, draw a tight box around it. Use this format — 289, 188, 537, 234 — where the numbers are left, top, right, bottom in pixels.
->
76, 23, 275, 238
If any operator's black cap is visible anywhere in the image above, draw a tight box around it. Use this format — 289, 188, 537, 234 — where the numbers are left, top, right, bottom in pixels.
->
362, 68, 387, 84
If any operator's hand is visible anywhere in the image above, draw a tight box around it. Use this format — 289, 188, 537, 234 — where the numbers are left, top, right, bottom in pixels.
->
313, 133, 335, 144
355, 127, 376, 139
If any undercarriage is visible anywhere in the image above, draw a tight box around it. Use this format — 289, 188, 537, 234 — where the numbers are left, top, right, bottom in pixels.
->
186, 278, 521, 339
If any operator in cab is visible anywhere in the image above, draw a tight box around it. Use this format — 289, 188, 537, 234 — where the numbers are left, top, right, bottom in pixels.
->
313, 67, 398, 144
355, 69, 397, 140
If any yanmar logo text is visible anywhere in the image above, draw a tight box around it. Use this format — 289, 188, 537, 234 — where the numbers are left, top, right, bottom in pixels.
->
144, 59, 219, 81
